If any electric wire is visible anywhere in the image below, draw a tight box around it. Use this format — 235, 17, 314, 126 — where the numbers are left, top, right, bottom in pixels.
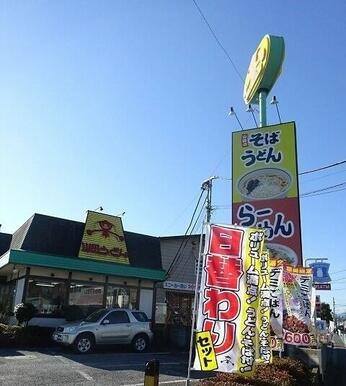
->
300, 182, 346, 197
192, 0, 244, 82
161, 191, 202, 235
166, 190, 205, 276
171, 207, 206, 278
331, 269, 346, 275
166, 190, 206, 277
169, 195, 206, 275
300, 187, 346, 199
300, 160, 346, 175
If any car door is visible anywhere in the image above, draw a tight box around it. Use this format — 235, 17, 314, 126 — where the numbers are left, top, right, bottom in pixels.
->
98, 310, 131, 344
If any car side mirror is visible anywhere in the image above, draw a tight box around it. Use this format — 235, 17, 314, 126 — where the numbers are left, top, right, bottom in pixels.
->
102, 319, 110, 325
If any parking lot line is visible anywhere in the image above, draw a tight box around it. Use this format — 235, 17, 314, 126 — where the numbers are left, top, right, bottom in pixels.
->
76, 370, 93, 381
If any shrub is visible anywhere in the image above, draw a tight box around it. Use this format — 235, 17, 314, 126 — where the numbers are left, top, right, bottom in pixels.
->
14, 303, 36, 326
197, 357, 313, 386
0, 323, 55, 348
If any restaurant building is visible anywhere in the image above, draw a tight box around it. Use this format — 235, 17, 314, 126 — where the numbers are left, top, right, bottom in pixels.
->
0, 211, 165, 326
155, 234, 201, 348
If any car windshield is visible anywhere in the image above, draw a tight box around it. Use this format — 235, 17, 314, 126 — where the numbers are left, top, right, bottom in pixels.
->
84, 309, 109, 323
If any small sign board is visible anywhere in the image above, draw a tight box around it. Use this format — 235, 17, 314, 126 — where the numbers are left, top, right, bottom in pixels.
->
163, 280, 195, 291
309, 262, 331, 283
315, 283, 331, 290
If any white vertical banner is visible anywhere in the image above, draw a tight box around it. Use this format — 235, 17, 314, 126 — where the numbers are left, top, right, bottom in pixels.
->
193, 224, 265, 374
269, 262, 284, 351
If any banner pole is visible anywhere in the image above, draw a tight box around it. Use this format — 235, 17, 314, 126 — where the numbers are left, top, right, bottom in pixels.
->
186, 220, 207, 385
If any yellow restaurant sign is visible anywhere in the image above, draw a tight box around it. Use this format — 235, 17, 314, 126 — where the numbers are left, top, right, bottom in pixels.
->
78, 211, 130, 264
243, 34, 285, 105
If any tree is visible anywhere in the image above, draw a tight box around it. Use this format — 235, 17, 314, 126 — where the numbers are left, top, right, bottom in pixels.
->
14, 303, 36, 326
320, 302, 333, 323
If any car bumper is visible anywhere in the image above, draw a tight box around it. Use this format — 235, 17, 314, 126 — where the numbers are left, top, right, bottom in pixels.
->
52, 332, 76, 345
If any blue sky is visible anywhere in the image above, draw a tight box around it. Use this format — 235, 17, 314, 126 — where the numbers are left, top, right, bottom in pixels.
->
1, 1, 346, 312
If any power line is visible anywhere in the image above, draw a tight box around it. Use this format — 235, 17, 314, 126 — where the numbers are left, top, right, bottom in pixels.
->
218, 159, 346, 182
161, 191, 202, 235
166, 190, 206, 276
300, 187, 346, 199
301, 182, 346, 197
330, 288, 346, 291
330, 277, 346, 283
300, 160, 346, 175
331, 269, 346, 275
192, 0, 244, 82
170, 203, 206, 277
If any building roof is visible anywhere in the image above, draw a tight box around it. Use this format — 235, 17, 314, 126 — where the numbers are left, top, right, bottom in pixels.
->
0, 233, 12, 256
2, 249, 165, 281
3, 213, 163, 271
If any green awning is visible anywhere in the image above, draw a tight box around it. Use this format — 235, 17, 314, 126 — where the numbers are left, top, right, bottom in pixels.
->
3, 249, 166, 281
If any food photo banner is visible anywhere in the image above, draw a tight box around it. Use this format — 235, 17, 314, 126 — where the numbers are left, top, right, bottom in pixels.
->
281, 264, 314, 346
232, 122, 302, 266
193, 224, 266, 374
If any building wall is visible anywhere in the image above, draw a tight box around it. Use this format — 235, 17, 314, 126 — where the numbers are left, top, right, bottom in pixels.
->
155, 235, 201, 328
160, 235, 200, 284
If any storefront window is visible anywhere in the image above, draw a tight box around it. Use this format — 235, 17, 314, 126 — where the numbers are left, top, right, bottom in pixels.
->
106, 285, 137, 309
166, 292, 194, 326
0, 282, 15, 317
69, 283, 104, 316
25, 279, 66, 315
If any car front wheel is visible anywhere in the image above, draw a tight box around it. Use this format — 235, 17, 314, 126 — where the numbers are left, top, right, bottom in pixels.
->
74, 333, 95, 354
132, 334, 149, 353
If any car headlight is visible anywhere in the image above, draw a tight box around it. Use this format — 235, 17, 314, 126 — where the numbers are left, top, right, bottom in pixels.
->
64, 327, 76, 333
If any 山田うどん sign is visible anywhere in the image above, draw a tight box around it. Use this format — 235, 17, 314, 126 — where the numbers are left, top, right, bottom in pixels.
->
232, 122, 302, 266
78, 211, 130, 264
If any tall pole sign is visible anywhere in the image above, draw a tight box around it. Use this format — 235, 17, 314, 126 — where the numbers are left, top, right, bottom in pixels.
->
232, 35, 303, 266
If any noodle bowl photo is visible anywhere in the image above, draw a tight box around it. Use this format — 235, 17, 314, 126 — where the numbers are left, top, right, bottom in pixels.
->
238, 168, 292, 201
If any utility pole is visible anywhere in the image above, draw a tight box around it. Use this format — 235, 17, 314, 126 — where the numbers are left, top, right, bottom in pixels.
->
186, 176, 218, 386
201, 176, 218, 223
333, 297, 337, 329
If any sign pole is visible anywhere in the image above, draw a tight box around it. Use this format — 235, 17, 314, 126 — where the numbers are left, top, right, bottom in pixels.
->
186, 220, 206, 386
258, 90, 267, 127
186, 177, 215, 385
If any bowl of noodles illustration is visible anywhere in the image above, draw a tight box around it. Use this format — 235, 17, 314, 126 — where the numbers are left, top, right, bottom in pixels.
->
266, 243, 298, 266
238, 168, 292, 201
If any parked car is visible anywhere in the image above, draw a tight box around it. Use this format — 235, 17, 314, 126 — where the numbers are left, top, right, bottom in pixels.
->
52, 308, 153, 354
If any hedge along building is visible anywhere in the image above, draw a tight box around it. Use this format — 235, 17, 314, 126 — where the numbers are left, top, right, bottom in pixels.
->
0, 211, 165, 326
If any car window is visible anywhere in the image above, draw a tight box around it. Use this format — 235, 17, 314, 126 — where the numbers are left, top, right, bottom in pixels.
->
105, 310, 130, 324
131, 311, 148, 322
84, 309, 108, 323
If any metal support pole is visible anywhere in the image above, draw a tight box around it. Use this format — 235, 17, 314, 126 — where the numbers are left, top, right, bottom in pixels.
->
333, 297, 336, 330
186, 177, 216, 385
186, 221, 206, 386
206, 181, 212, 223
258, 90, 267, 127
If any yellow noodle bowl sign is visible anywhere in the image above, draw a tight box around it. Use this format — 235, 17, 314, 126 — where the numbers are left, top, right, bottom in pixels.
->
243, 34, 285, 105
78, 211, 130, 264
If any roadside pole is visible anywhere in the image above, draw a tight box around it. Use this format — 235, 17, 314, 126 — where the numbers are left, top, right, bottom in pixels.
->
186, 177, 215, 386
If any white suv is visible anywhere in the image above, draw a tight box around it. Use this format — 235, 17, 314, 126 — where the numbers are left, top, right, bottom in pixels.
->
53, 308, 153, 354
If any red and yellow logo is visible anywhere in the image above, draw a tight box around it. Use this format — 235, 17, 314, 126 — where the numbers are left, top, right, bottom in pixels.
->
78, 211, 129, 264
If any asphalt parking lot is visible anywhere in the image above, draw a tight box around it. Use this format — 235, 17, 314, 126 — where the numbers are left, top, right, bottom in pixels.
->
0, 347, 206, 386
